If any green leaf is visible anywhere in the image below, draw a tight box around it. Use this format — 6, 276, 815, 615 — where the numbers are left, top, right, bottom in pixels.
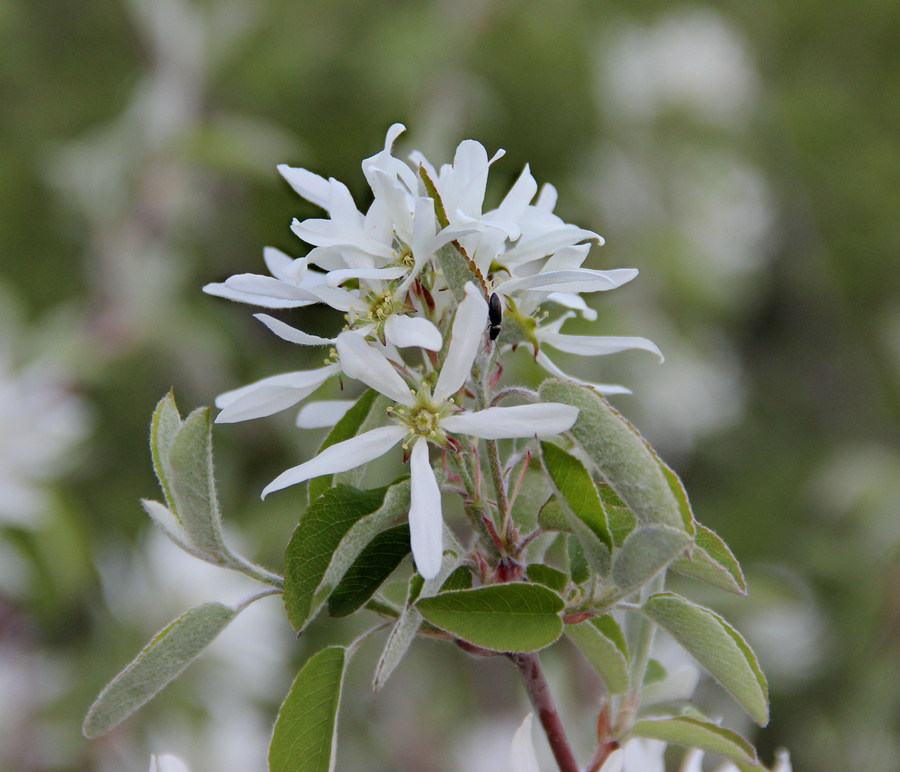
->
630, 717, 759, 768
283, 482, 409, 632
309, 390, 379, 503
167, 407, 228, 559
540, 442, 612, 549
441, 566, 474, 592
328, 524, 410, 617
642, 592, 769, 726
526, 563, 568, 593
269, 646, 346, 772
567, 534, 589, 585
538, 380, 686, 531
672, 524, 747, 595
655, 456, 697, 536
149, 392, 182, 509
566, 615, 630, 694
610, 526, 692, 598
373, 547, 461, 691
538, 496, 610, 578
416, 583, 564, 652
83, 602, 237, 738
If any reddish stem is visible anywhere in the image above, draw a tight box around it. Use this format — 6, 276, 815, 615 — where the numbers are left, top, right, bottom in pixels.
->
508, 652, 579, 772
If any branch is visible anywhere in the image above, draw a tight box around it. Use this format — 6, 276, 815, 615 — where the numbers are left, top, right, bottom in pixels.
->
508, 652, 579, 772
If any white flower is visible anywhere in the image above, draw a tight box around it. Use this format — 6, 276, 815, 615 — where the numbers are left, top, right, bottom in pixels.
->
149, 755, 190, 772
679, 747, 792, 772
0, 352, 89, 527
203, 247, 326, 309
509, 714, 541, 772
261, 284, 579, 578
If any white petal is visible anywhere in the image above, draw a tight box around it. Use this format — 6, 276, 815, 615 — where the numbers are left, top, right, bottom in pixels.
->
433, 283, 488, 401
295, 400, 355, 428
323, 266, 406, 287
262, 425, 406, 498
277, 165, 332, 210
149, 755, 191, 772
443, 403, 578, 440
203, 275, 320, 308
336, 332, 415, 406
509, 714, 541, 772
503, 227, 602, 267
598, 749, 624, 772
497, 268, 638, 296
539, 330, 664, 361
262, 246, 295, 277
254, 314, 334, 346
409, 437, 443, 579
545, 292, 598, 320
215, 365, 340, 423
679, 749, 705, 772
384, 315, 442, 351
533, 351, 632, 395
771, 750, 792, 772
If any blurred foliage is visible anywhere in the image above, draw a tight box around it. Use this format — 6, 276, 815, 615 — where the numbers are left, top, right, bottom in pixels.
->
1, 0, 899, 770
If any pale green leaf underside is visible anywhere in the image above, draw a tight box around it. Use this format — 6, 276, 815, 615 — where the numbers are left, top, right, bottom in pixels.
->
83, 602, 237, 738
538, 380, 685, 531
671, 524, 747, 595
566, 614, 630, 694
630, 717, 759, 767
269, 646, 347, 772
642, 592, 769, 726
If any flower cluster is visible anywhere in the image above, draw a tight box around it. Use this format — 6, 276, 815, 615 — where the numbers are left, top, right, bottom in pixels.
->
205, 124, 660, 578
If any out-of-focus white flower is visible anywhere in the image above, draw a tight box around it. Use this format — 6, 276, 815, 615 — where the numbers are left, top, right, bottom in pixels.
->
680, 747, 792, 772
0, 341, 89, 527
509, 714, 541, 772
262, 284, 578, 578
149, 754, 190, 772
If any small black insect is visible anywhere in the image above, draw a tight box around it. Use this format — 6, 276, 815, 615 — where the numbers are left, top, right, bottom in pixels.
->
488, 292, 502, 341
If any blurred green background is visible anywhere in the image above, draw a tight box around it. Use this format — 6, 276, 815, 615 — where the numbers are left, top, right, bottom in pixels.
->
2, 1, 899, 770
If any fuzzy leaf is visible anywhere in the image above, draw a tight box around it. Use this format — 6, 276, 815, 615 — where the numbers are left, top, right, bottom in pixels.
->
540, 442, 612, 549
630, 717, 759, 767
309, 390, 379, 503
642, 592, 769, 726
149, 392, 183, 509
538, 496, 610, 577
328, 524, 410, 617
526, 563, 568, 593
566, 615, 630, 694
167, 407, 228, 559
416, 583, 564, 652
373, 547, 460, 690
283, 482, 409, 632
269, 646, 346, 772
610, 525, 692, 598
538, 380, 685, 531
83, 603, 236, 738
672, 524, 747, 595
